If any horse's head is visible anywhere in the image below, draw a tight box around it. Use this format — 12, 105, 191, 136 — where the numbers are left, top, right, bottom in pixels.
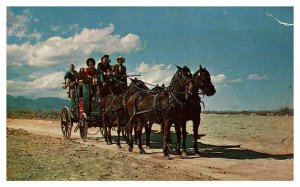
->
151, 84, 166, 93
170, 65, 194, 95
127, 78, 149, 96
193, 65, 216, 96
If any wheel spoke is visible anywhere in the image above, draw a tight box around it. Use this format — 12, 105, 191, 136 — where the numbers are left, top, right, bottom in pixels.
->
61, 108, 72, 139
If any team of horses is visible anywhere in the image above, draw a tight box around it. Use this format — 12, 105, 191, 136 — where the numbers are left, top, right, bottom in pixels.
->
99, 65, 216, 159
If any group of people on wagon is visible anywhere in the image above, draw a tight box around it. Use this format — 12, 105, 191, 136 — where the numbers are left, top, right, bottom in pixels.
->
63, 54, 127, 98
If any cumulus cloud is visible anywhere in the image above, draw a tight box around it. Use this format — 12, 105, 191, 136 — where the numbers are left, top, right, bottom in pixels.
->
130, 62, 174, 87
248, 74, 268, 80
211, 74, 243, 88
7, 71, 66, 98
7, 23, 142, 67
266, 12, 293, 27
7, 8, 42, 40
211, 74, 226, 84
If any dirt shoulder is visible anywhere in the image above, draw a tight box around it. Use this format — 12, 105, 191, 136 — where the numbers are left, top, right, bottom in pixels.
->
7, 128, 213, 180
6, 116, 294, 180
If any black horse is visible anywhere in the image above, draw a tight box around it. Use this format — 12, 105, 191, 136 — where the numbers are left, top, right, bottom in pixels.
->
175, 65, 216, 157
100, 78, 149, 147
126, 66, 194, 159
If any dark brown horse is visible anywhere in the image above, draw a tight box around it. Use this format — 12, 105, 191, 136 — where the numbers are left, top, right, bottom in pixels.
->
126, 66, 194, 159
176, 65, 216, 157
133, 84, 166, 148
100, 78, 149, 147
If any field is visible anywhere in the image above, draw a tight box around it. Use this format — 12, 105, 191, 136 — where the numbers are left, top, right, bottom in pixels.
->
6, 113, 293, 180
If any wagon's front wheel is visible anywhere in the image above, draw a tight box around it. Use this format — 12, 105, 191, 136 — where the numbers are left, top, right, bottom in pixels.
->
61, 107, 72, 139
79, 113, 88, 141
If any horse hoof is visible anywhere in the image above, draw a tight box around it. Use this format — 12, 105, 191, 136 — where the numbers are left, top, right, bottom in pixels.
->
167, 148, 172, 155
146, 144, 152, 149
177, 154, 184, 159
195, 151, 202, 157
182, 151, 188, 158
140, 149, 146, 154
128, 147, 133, 152
116, 144, 121, 148
173, 150, 181, 155
163, 155, 171, 160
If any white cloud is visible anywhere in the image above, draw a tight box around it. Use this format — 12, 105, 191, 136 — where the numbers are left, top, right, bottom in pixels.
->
229, 78, 243, 83
7, 9, 28, 38
266, 12, 293, 27
68, 24, 80, 32
7, 71, 65, 98
28, 29, 42, 40
248, 74, 268, 80
131, 62, 174, 87
7, 9, 42, 40
211, 74, 226, 84
7, 23, 142, 67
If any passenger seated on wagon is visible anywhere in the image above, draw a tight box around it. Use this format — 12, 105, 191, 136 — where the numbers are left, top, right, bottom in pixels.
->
96, 54, 112, 86
112, 56, 127, 83
64, 64, 79, 98
78, 67, 87, 83
112, 56, 127, 90
85, 58, 97, 84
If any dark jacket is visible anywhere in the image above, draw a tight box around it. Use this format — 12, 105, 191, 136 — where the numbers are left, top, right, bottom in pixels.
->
97, 62, 112, 83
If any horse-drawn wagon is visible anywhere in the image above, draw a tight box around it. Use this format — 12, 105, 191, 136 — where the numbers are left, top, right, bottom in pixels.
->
60, 64, 216, 159
61, 79, 102, 141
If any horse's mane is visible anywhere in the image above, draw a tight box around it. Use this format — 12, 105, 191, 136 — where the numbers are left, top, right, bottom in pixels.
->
169, 70, 181, 91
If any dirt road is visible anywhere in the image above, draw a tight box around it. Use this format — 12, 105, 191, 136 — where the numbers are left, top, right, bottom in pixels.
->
6, 114, 293, 180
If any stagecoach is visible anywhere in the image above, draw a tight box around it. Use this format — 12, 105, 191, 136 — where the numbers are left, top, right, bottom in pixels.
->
60, 78, 103, 141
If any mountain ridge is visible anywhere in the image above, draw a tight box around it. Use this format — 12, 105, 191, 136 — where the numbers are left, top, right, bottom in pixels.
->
7, 95, 69, 110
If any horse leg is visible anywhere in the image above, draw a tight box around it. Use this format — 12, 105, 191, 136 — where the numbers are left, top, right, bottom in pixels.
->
145, 123, 152, 148
193, 117, 201, 156
159, 124, 172, 153
127, 123, 134, 152
103, 115, 109, 144
137, 119, 146, 154
182, 122, 188, 157
162, 120, 172, 160
122, 129, 128, 143
174, 123, 182, 158
134, 125, 138, 145
116, 120, 121, 148
108, 127, 112, 145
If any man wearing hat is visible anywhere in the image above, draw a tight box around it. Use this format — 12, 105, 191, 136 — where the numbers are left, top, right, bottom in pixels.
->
64, 64, 79, 98
112, 56, 127, 85
96, 54, 112, 85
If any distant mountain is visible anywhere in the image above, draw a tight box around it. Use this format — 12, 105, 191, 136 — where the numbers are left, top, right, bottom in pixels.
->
7, 95, 69, 111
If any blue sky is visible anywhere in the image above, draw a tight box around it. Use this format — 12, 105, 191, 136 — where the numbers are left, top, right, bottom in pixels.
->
6, 7, 293, 111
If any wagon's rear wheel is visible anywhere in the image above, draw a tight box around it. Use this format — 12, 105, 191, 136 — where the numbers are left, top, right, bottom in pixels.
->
61, 107, 73, 139
79, 113, 88, 141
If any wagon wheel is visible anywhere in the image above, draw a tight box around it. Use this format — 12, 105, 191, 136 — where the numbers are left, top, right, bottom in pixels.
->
79, 113, 88, 141
61, 107, 73, 139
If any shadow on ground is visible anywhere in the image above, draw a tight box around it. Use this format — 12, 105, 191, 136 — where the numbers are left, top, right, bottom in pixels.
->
99, 129, 293, 160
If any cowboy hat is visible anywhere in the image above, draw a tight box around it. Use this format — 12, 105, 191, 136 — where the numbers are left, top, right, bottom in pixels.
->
117, 56, 125, 63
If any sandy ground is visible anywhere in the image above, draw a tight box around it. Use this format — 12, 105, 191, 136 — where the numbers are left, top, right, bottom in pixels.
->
6, 114, 293, 180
